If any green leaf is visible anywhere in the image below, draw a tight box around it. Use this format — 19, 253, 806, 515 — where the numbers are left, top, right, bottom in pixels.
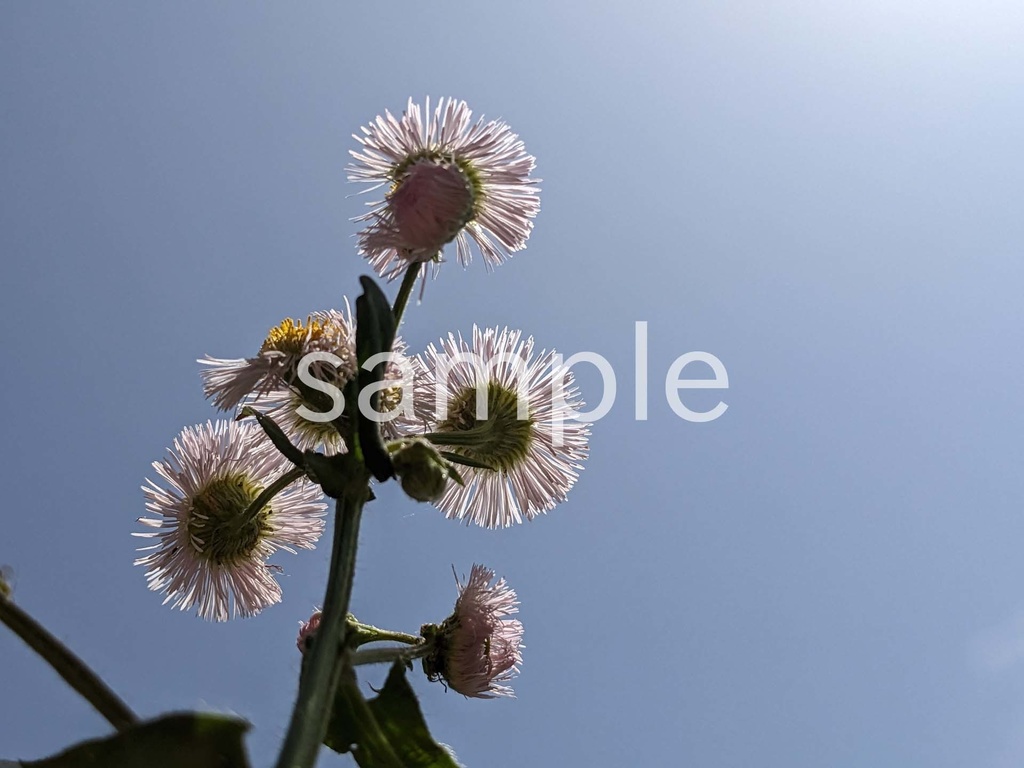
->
17, 713, 250, 768
355, 276, 397, 482
304, 451, 362, 500
325, 663, 463, 768
355, 276, 397, 369
240, 406, 305, 467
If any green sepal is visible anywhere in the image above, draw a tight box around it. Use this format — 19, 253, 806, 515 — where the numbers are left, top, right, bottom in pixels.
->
355, 276, 396, 482
325, 663, 462, 768
444, 463, 465, 487
422, 430, 493, 449
438, 451, 495, 473
239, 406, 305, 468
16, 713, 250, 768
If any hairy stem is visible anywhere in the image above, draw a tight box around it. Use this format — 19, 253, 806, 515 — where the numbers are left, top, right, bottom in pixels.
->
0, 594, 137, 732
274, 478, 369, 768
348, 620, 423, 648
350, 644, 431, 667
240, 466, 307, 525
392, 263, 421, 327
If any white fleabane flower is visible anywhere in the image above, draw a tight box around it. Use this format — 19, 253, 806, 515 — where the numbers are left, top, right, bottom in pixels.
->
199, 307, 357, 412
408, 326, 589, 528
349, 97, 540, 280
253, 336, 415, 455
422, 564, 524, 699
134, 420, 327, 621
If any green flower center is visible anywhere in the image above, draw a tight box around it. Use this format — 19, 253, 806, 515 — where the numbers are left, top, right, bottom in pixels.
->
187, 473, 272, 566
438, 381, 534, 472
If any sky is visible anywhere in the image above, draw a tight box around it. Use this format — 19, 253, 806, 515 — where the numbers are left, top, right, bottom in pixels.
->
2, 2, 1024, 766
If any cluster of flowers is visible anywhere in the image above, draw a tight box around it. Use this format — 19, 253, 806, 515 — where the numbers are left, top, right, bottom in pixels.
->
133, 98, 588, 697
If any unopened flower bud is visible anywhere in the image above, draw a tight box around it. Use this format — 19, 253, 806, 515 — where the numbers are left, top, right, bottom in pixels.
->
390, 160, 474, 260
390, 438, 450, 503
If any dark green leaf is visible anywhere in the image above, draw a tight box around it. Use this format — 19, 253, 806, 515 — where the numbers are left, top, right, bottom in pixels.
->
355, 276, 397, 368
325, 663, 463, 768
304, 451, 357, 499
240, 407, 305, 467
18, 713, 250, 768
355, 276, 396, 482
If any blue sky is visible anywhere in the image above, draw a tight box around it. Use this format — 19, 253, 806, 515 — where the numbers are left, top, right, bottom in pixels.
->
2, 2, 1024, 766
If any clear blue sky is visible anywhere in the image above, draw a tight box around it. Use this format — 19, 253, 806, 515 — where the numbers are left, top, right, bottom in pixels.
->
3, 2, 1024, 766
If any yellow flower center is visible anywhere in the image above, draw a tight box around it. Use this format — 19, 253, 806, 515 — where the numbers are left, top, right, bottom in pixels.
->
259, 317, 331, 357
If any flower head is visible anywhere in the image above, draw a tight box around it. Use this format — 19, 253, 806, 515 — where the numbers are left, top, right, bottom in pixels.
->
422, 564, 523, 698
199, 307, 357, 412
349, 97, 540, 279
134, 420, 327, 621
252, 336, 415, 455
408, 326, 589, 528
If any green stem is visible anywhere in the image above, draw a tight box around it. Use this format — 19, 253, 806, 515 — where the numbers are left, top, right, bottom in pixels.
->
274, 479, 369, 768
350, 644, 431, 668
392, 263, 421, 327
0, 594, 137, 732
241, 467, 306, 525
348, 620, 423, 648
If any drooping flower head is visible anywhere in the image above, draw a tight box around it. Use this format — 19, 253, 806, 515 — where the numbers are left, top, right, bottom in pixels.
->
199, 307, 358, 412
422, 564, 524, 698
408, 326, 589, 528
134, 420, 327, 621
349, 98, 540, 279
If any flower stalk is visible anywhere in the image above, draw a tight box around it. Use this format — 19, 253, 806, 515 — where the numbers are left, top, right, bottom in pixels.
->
392, 262, 421, 327
350, 644, 431, 668
238, 466, 307, 526
0, 593, 138, 732
348, 619, 423, 648
274, 470, 370, 768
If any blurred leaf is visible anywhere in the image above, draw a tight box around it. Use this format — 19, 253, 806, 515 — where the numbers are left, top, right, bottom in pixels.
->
16, 713, 250, 768
325, 663, 463, 768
